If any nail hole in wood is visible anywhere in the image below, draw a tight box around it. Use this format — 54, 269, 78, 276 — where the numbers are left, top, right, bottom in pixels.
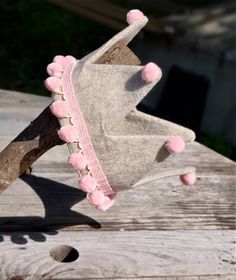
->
50, 245, 79, 263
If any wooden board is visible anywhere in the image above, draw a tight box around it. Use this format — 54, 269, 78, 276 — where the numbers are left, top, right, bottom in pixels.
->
0, 231, 235, 279
0, 90, 235, 279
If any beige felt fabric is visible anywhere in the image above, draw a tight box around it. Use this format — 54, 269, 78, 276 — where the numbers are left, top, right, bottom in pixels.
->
69, 16, 196, 192
78, 15, 148, 65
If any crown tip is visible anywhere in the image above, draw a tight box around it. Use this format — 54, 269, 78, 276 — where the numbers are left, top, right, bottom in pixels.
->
141, 62, 162, 83
165, 136, 186, 154
126, 9, 145, 25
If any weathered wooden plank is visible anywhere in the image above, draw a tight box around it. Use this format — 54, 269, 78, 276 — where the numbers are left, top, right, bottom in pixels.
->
0, 89, 50, 137
77, 277, 236, 280
99, 277, 236, 280
0, 91, 235, 279
0, 230, 235, 279
0, 134, 235, 231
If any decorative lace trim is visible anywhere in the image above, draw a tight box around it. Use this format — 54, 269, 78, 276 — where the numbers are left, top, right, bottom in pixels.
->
45, 55, 115, 211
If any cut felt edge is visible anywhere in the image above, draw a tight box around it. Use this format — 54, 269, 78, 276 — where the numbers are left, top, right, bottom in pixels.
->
125, 109, 196, 142
134, 166, 196, 188
72, 63, 161, 132
78, 14, 148, 65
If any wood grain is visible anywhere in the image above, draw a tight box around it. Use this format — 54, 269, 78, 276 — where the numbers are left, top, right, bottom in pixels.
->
0, 122, 235, 231
0, 230, 235, 279
0, 88, 235, 278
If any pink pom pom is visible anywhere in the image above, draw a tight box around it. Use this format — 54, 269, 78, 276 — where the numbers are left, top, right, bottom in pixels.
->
44, 77, 62, 93
80, 174, 97, 193
47, 63, 64, 77
96, 196, 115, 211
126, 9, 144, 25
165, 136, 186, 154
141, 62, 162, 83
53, 55, 67, 66
180, 172, 196, 186
50, 100, 70, 118
87, 190, 105, 206
68, 152, 87, 170
58, 126, 78, 143
65, 55, 77, 65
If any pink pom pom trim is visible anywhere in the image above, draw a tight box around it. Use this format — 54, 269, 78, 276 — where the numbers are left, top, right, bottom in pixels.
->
87, 190, 105, 206
80, 174, 97, 193
50, 100, 70, 118
180, 172, 196, 186
165, 136, 186, 154
53, 55, 67, 66
96, 196, 115, 211
45, 54, 116, 210
68, 152, 87, 170
126, 9, 144, 25
58, 126, 78, 143
47, 63, 64, 77
44, 77, 62, 93
141, 62, 162, 83
65, 55, 77, 65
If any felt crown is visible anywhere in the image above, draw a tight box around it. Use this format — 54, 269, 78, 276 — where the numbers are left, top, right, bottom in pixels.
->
45, 9, 196, 211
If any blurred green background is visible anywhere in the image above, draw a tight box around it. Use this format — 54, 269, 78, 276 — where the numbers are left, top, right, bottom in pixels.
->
0, 0, 115, 95
0, 0, 234, 160
0, 0, 222, 95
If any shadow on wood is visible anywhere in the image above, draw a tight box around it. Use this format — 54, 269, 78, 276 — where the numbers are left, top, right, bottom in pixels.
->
0, 106, 63, 193
0, 175, 101, 244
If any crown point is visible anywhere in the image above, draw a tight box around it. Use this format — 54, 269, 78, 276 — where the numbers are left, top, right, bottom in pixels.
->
127, 9, 144, 25
80, 174, 97, 193
165, 136, 185, 154
141, 62, 162, 83
180, 172, 196, 186
87, 190, 105, 206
